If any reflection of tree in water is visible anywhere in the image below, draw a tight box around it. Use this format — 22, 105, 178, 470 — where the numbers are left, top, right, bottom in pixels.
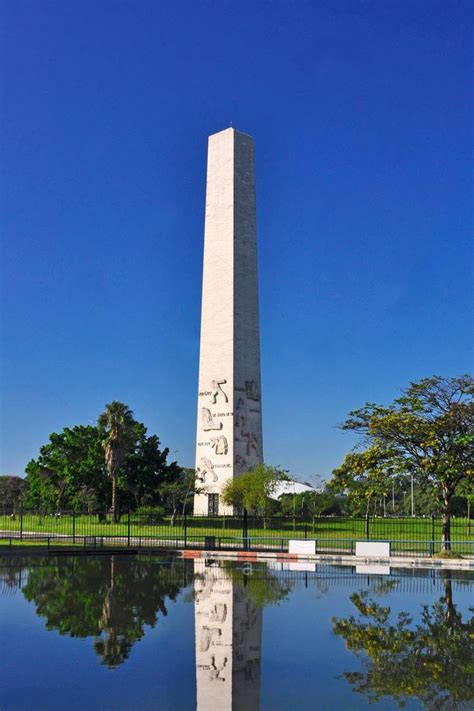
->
332, 571, 474, 710
0, 557, 25, 594
21, 555, 192, 668
217, 562, 292, 607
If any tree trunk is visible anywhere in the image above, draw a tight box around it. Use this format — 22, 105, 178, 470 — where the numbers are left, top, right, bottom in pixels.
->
441, 488, 452, 551
442, 572, 456, 625
57, 485, 66, 514
182, 491, 190, 517
111, 475, 119, 524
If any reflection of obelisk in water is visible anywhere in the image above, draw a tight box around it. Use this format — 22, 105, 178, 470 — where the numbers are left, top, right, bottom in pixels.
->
194, 128, 263, 515
194, 560, 262, 711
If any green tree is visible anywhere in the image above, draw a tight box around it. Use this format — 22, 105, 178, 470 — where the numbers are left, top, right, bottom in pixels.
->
0, 476, 28, 514
222, 464, 288, 520
24, 415, 182, 516
332, 574, 474, 709
24, 425, 107, 512
456, 478, 474, 536
279, 490, 340, 517
161, 468, 200, 524
71, 485, 100, 514
398, 480, 441, 517
335, 376, 474, 550
120, 426, 183, 510
330, 446, 396, 536
98, 402, 138, 522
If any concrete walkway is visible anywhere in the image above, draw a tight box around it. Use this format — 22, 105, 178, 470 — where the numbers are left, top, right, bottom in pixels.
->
1, 536, 473, 571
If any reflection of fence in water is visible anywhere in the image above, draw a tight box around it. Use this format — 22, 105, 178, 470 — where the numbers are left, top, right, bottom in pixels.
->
202, 564, 473, 596
0, 557, 471, 598
0, 565, 25, 595
0, 580, 19, 596
273, 570, 473, 596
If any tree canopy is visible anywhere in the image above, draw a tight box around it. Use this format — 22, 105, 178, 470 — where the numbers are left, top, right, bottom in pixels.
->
330, 375, 474, 548
221, 464, 288, 515
330, 446, 397, 534
23, 405, 184, 516
25, 425, 107, 512
0, 476, 28, 513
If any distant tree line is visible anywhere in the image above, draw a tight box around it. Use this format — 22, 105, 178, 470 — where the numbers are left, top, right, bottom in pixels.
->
1, 376, 472, 550
1, 401, 196, 520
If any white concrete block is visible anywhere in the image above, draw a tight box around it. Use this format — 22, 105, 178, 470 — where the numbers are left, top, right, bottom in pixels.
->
355, 541, 391, 558
289, 539, 316, 555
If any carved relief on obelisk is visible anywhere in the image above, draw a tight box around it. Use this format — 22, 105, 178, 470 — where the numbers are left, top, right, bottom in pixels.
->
194, 128, 263, 515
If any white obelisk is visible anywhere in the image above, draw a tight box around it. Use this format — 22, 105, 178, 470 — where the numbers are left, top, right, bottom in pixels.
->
194, 128, 263, 515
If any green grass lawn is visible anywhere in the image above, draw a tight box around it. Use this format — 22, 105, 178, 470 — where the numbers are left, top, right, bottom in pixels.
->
1, 513, 472, 544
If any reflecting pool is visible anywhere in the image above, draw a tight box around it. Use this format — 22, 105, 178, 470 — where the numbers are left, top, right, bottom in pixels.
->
1, 555, 473, 710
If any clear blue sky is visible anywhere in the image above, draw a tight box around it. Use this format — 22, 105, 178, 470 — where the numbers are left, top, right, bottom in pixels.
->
1, 0, 472, 481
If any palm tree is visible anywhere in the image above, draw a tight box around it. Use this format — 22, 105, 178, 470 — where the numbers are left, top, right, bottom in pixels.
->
98, 402, 136, 523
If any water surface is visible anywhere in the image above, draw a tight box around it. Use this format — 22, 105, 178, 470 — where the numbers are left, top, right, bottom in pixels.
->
1, 555, 472, 710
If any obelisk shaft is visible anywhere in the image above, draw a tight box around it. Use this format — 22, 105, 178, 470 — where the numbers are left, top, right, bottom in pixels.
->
194, 128, 263, 515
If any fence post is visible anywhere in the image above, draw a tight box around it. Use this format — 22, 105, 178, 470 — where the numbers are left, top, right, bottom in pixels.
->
127, 509, 131, 547
184, 509, 187, 549
20, 504, 23, 541
431, 515, 435, 545
243, 510, 248, 551
72, 510, 76, 544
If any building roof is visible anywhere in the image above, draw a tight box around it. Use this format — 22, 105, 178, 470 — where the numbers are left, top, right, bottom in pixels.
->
271, 480, 316, 500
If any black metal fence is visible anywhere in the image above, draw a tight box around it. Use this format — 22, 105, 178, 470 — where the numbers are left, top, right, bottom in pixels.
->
0, 509, 473, 556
